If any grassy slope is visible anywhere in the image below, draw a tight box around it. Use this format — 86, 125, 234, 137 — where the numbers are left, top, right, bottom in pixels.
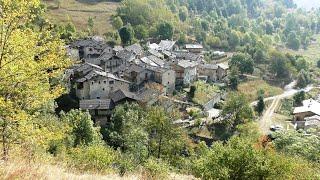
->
44, 0, 119, 35
279, 34, 320, 66
238, 80, 284, 102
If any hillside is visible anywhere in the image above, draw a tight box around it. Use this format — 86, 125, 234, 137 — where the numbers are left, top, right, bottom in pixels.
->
44, 0, 119, 35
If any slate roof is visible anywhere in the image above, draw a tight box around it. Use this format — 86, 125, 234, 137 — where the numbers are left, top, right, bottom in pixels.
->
293, 99, 320, 116
178, 60, 198, 68
148, 49, 164, 59
116, 50, 135, 61
147, 55, 165, 67
74, 62, 103, 73
113, 46, 124, 52
200, 64, 218, 70
79, 99, 114, 110
159, 40, 176, 51
148, 43, 161, 50
76, 70, 130, 83
71, 39, 109, 50
110, 89, 140, 103
218, 63, 229, 70
125, 43, 143, 55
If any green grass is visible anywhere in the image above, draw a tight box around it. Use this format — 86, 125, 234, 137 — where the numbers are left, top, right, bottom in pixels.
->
238, 80, 284, 102
44, 0, 119, 35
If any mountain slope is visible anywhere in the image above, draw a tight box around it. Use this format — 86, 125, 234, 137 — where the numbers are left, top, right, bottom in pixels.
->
44, 0, 119, 35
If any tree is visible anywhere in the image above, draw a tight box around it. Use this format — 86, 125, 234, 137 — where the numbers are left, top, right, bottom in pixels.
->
269, 51, 290, 78
0, 0, 71, 160
230, 53, 254, 74
293, 91, 305, 106
119, 25, 134, 45
317, 60, 320, 68
287, 32, 300, 50
61, 110, 101, 147
265, 21, 274, 35
253, 48, 267, 64
192, 136, 319, 179
296, 70, 311, 89
179, 6, 188, 22
188, 86, 196, 100
256, 93, 265, 116
112, 16, 124, 30
134, 25, 148, 40
228, 30, 240, 49
157, 22, 174, 40
222, 93, 254, 130
229, 67, 239, 90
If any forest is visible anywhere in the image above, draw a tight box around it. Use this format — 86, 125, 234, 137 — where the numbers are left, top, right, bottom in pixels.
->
0, 0, 319, 179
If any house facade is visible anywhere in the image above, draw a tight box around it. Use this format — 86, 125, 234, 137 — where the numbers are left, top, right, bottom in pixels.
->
174, 60, 197, 86
76, 70, 130, 100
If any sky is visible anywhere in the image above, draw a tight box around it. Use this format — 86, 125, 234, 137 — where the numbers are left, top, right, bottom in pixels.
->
293, 0, 320, 10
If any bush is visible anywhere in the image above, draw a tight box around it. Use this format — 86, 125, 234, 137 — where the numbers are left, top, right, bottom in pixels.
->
67, 145, 117, 173
142, 158, 169, 180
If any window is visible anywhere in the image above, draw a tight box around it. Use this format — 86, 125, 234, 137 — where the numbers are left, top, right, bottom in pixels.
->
89, 48, 93, 52
102, 88, 105, 91
98, 81, 101, 84
104, 80, 107, 84
109, 80, 114, 85
91, 81, 94, 85
97, 97, 100, 99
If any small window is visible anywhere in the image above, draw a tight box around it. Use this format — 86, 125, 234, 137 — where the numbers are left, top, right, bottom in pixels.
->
168, 82, 170, 84
109, 80, 114, 85
91, 81, 94, 85
102, 88, 105, 91
97, 97, 100, 99
98, 81, 101, 84
104, 80, 107, 84
89, 48, 93, 52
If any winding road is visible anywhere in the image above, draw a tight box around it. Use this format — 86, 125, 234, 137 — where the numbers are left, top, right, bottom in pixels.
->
253, 81, 319, 134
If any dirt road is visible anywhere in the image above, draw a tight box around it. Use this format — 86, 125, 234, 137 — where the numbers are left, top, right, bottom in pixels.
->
256, 81, 319, 134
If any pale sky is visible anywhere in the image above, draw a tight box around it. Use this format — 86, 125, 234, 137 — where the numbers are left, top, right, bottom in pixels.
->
294, 0, 320, 10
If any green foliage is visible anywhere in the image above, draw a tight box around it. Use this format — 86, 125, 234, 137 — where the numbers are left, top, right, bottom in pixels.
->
269, 51, 291, 78
157, 22, 174, 40
228, 67, 239, 90
317, 60, 320, 68
61, 109, 102, 147
67, 144, 117, 173
296, 70, 311, 88
287, 32, 300, 50
119, 24, 134, 45
273, 130, 320, 162
87, 16, 94, 32
293, 91, 306, 106
142, 158, 169, 180
192, 136, 320, 179
112, 16, 124, 30
222, 93, 254, 131
230, 53, 254, 74
256, 94, 265, 116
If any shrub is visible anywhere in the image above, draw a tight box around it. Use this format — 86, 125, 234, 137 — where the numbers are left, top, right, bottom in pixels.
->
67, 145, 117, 173
142, 158, 169, 180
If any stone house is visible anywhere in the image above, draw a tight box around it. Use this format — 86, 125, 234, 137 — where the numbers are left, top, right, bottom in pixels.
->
147, 66, 176, 95
293, 99, 320, 121
185, 44, 203, 53
198, 64, 218, 82
75, 70, 130, 100
217, 63, 229, 81
159, 40, 176, 51
71, 38, 113, 61
174, 60, 198, 86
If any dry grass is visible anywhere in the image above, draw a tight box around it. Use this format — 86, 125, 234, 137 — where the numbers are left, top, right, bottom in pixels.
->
238, 80, 283, 102
44, 0, 119, 35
